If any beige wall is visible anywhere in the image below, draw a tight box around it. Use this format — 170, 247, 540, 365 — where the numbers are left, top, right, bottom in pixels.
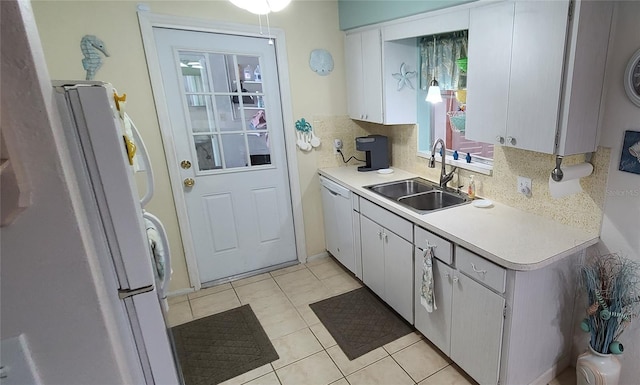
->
32, 0, 347, 292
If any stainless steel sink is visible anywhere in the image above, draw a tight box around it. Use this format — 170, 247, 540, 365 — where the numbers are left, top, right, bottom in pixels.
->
398, 190, 468, 211
364, 178, 470, 213
367, 178, 435, 199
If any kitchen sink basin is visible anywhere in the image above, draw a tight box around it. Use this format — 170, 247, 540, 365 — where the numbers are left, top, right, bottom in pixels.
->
365, 178, 436, 199
398, 190, 468, 212
364, 178, 470, 213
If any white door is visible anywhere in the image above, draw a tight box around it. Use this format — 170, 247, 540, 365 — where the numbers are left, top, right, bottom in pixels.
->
153, 27, 296, 283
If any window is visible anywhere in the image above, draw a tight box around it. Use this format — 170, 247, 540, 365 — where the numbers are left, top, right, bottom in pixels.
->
416, 31, 493, 174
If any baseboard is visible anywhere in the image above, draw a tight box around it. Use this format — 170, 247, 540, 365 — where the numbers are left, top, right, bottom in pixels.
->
305, 251, 329, 263
529, 355, 572, 385
167, 288, 195, 297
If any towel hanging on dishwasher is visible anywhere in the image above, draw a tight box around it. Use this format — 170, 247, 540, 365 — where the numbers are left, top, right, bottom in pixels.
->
420, 245, 437, 313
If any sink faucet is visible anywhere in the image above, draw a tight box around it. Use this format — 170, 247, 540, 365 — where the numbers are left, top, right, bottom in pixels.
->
429, 138, 457, 188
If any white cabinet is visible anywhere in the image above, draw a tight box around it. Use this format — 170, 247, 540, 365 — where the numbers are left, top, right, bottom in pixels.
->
361, 215, 386, 297
451, 273, 505, 385
320, 177, 355, 274
414, 252, 452, 355
359, 200, 413, 322
345, 29, 383, 123
465, 0, 613, 155
345, 30, 418, 125
414, 227, 505, 385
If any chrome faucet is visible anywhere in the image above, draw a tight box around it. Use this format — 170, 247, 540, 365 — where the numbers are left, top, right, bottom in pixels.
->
429, 138, 457, 188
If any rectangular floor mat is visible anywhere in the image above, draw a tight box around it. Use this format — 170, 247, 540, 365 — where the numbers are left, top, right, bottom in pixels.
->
171, 304, 279, 385
309, 287, 412, 360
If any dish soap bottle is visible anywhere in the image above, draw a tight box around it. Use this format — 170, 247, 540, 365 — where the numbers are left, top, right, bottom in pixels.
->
254, 65, 261, 82
244, 65, 252, 80
468, 175, 476, 199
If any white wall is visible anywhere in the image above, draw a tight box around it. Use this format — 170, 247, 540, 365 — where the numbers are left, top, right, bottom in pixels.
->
593, 2, 640, 382
1, 1, 142, 383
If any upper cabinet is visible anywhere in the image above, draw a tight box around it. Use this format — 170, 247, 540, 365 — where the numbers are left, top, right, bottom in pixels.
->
346, 29, 384, 123
345, 29, 417, 125
465, 0, 613, 156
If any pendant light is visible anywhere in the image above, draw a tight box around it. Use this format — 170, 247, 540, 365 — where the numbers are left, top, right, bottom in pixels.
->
426, 35, 442, 104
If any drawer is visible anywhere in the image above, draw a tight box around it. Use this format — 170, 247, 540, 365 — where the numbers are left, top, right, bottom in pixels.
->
456, 246, 506, 293
360, 198, 413, 242
414, 226, 452, 265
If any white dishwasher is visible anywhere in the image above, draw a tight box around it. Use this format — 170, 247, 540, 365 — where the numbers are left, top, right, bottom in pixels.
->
319, 176, 355, 274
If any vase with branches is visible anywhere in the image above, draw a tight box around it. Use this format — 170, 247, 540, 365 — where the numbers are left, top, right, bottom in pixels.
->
576, 253, 640, 385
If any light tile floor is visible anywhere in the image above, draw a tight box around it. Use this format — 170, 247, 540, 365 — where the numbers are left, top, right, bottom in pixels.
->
167, 256, 574, 385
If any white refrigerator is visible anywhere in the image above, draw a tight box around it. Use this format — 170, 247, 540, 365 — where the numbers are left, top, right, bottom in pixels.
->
54, 81, 182, 384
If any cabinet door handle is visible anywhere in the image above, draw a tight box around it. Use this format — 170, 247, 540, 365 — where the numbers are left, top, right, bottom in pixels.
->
506, 136, 516, 145
471, 263, 487, 275
495, 136, 505, 144
384, 233, 388, 242
378, 230, 383, 239
453, 276, 459, 283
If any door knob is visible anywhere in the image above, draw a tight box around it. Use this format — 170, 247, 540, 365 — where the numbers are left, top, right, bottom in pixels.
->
183, 178, 195, 187
180, 160, 192, 169
495, 136, 505, 144
506, 136, 516, 145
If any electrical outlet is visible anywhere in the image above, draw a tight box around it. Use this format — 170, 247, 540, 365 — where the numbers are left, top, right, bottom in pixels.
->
517, 176, 532, 196
333, 138, 343, 154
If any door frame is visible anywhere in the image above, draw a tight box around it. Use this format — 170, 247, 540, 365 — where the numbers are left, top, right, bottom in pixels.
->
138, 11, 306, 291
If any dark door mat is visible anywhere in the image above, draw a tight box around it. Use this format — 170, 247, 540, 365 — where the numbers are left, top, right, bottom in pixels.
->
171, 304, 279, 385
309, 287, 412, 360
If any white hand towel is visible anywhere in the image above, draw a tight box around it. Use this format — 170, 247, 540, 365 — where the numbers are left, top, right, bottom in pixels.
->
145, 217, 166, 282
420, 246, 437, 313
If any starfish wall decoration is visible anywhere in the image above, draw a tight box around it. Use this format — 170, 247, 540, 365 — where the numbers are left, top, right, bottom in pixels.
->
392, 62, 416, 91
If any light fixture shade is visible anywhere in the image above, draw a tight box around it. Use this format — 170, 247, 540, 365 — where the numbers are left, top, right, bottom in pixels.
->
426, 79, 442, 103
229, 0, 291, 14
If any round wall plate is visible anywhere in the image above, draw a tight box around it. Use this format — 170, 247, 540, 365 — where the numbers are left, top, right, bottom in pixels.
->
624, 48, 640, 107
309, 49, 334, 76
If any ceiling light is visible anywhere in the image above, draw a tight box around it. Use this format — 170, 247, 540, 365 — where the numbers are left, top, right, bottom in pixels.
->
229, 0, 291, 15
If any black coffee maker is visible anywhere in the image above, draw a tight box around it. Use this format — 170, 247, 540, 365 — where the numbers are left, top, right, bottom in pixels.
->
355, 135, 389, 171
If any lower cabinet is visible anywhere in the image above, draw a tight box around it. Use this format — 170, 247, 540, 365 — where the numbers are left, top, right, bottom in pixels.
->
414, 229, 506, 385
451, 272, 505, 385
360, 214, 413, 323
414, 252, 452, 354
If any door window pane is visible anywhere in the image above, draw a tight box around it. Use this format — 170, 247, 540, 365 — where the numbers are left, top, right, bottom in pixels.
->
221, 133, 249, 168
215, 95, 244, 131
179, 53, 210, 93
188, 95, 216, 133
248, 132, 271, 166
194, 135, 221, 171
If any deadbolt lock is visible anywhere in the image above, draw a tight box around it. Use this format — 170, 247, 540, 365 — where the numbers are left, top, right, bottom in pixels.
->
183, 178, 195, 188
180, 160, 192, 169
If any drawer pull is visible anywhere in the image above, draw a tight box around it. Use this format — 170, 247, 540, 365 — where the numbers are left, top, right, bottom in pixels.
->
471, 263, 487, 275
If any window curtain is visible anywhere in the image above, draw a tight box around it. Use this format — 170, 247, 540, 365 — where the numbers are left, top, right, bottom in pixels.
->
420, 31, 468, 91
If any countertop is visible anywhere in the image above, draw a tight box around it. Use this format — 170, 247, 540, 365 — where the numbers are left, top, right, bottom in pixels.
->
318, 166, 599, 271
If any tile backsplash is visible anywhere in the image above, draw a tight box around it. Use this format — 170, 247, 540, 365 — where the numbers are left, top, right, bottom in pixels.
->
314, 115, 609, 235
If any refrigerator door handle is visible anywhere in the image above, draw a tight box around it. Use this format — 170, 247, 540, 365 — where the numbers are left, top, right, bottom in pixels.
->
118, 284, 154, 299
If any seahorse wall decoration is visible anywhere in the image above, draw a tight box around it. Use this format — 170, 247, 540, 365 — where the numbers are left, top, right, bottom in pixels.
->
81, 35, 109, 80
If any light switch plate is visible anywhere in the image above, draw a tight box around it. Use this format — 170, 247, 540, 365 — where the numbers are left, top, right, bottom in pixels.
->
0, 334, 42, 385
517, 176, 532, 196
